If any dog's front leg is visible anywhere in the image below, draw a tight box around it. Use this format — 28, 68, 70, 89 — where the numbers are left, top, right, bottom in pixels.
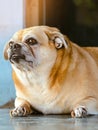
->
10, 97, 34, 117
71, 97, 98, 118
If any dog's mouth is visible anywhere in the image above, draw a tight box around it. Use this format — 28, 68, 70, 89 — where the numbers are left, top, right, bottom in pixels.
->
10, 53, 26, 63
9, 53, 33, 67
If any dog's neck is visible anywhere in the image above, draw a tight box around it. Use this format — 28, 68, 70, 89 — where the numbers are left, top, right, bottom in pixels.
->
12, 63, 52, 89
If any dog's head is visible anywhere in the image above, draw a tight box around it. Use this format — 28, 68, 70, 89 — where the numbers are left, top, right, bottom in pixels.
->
4, 26, 71, 71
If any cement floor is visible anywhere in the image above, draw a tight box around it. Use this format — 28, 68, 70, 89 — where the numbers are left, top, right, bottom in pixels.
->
0, 109, 98, 130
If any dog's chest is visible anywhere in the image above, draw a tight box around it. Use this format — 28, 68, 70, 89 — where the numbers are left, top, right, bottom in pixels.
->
16, 71, 66, 114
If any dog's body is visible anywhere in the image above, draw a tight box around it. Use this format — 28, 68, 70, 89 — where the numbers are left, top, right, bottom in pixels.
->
4, 26, 98, 117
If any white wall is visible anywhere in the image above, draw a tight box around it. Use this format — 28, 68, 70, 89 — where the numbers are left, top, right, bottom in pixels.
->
0, 0, 24, 105
0, 0, 23, 37
0, 0, 23, 25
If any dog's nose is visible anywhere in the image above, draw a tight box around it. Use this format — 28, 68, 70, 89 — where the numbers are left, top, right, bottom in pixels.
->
9, 41, 21, 50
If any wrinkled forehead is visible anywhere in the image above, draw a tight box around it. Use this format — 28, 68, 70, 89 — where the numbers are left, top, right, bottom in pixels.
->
11, 27, 49, 44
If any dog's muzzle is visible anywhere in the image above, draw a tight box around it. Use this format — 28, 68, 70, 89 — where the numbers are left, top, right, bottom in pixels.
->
9, 41, 25, 63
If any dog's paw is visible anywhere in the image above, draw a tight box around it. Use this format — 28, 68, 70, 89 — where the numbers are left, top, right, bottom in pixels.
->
10, 106, 32, 117
71, 106, 87, 118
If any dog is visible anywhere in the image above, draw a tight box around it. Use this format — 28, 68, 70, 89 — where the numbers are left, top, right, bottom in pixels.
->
4, 26, 98, 118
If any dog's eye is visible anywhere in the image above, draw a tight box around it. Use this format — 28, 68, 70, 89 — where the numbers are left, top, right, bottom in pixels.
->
25, 38, 38, 45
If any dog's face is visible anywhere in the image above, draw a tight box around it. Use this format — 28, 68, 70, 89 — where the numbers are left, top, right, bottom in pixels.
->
4, 26, 70, 71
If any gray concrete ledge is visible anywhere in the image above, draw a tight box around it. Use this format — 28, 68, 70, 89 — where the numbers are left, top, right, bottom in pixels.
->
0, 109, 98, 130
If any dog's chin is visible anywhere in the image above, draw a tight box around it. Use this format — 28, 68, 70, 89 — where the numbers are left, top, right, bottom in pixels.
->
9, 54, 34, 70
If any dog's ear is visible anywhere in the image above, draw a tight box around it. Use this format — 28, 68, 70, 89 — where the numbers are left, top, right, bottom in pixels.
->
3, 42, 9, 60
45, 28, 68, 49
53, 35, 68, 49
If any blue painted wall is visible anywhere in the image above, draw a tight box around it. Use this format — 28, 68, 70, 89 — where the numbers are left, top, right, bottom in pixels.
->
0, 28, 23, 106
0, 0, 23, 105
0, 33, 15, 105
